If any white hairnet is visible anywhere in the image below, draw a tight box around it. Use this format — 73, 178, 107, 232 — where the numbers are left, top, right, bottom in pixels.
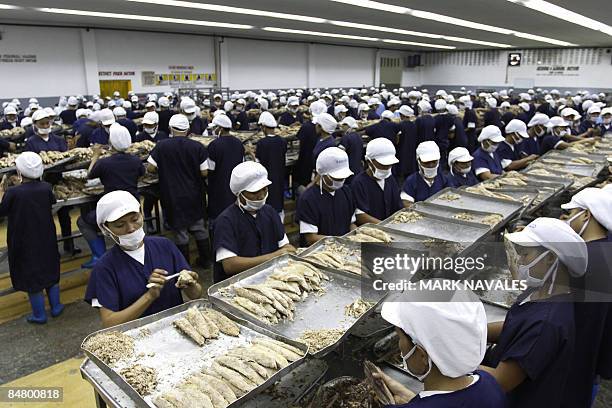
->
212, 114, 233, 129
16, 152, 44, 179
109, 123, 132, 151
561, 187, 612, 232
230, 161, 272, 196
96, 190, 141, 231
418, 100, 431, 113
340, 116, 358, 129
313, 113, 338, 134
258, 111, 277, 128
309, 100, 327, 117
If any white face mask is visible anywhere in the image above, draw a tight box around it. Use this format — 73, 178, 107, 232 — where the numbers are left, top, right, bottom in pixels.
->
483, 141, 499, 153
186, 113, 196, 121
420, 164, 438, 179
517, 250, 559, 294
239, 192, 268, 212
144, 126, 157, 135
369, 161, 391, 180
555, 128, 568, 137
565, 209, 589, 236
36, 126, 51, 135
455, 164, 472, 175
401, 344, 432, 382
322, 175, 345, 191
107, 227, 145, 251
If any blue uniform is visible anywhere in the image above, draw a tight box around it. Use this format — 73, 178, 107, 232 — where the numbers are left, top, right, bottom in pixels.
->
539, 135, 562, 154
278, 111, 303, 126
517, 136, 539, 156
212, 204, 286, 282
296, 185, 355, 244
158, 109, 176, 134
433, 113, 453, 153
256, 135, 287, 212
339, 131, 364, 182
75, 123, 96, 147
89, 127, 110, 145
537, 103, 556, 118
351, 172, 402, 221
312, 137, 337, 165
230, 111, 249, 131
463, 109, 479, 153
294, 121, 318, 187
0, 120, 17, 130
416, 114, 435, 144
598, 123, 612, 136
367, 111, 380, 120
472, 147, 503, 176
72, 117, 89, 131
133, 130, 169, 144
445, 170, 478, 187
496, 141, 521, 169
501, 112, 515, 130
149, 137, 208, 230
486, 293, 575, 408
484, 108, 503, 129
85, 236, 187, 316
207, 135, 245, 219
391, 370, 507, 408
24, 134, 68, 153
448, 117, 468, 152
579, 119, 596, 134
365, 120, 398, 143
189, 117, 208, 136
89, 153, 145, 197
396, 120, 418, 177
402, 172, 448, 202
117, 118, 138, 138
59, 109, 77, 126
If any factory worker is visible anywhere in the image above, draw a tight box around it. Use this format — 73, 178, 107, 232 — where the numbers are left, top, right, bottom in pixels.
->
180, 98, 206, 135
211, 93, 223, 112
229, 98, 249, 131
255, 111, 287, 220
446, 147, 478, 188
521, 113, 549, 156
458, 95, 478, 152
134, 111, 168, 143
367, 98, 381, 120
85, 191, 202, 328
351, 138, 402, 225
598, 107, 612, 136
561, 107, 585, 136
559, 188, 612, 407
334, 104, 348, 121
112, 91, 121, 101
206, 114, 245, 227
396, 105, 418, 178
120, 100, 136, 120
130, 95, 142, 112
25, 109, 67, 153
279, 96, 302, 126
484, 218, 587, 408
296, 147, 356, 246
365, 110, 399, 144
157, 96, 175, 134
144, 101, 156, 113
386, 98, 401, 116
483, 97, 503, 129
338, 116, 363, 182
59, 96, 78, 125
432, 101, 453, 161
497, 119, 538, 171
78, 124, 146, 269
579, 105, 601, 134
87, 108, 116, 146
147, 114, 211, 265
0, 105, 19, 130
402, 141, 448, 204
0, 152, 63, 324
113, 107, 138, 138
224, 101, 234, 113
375, 285, 506, 407
213, 162, 296, 283
434, 99, 446, 114
74, 110, 97, 148
294, 101, 327, 192
542, 116, 594, 155
500, 101, 515, 127
446, 104, 468, 152
357, 103, 371, 120
537, 95, 557, 118
416, 100, 435, 145
473, 125, 504, 180
514, 102, 530, 127
312, 113, 339, 164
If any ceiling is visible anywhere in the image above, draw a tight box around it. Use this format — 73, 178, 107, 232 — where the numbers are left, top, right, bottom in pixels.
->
1, 0, 611, 51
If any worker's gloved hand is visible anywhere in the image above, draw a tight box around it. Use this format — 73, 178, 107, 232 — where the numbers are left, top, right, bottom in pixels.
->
371, 371, 415, 404
147, 269, 168, 299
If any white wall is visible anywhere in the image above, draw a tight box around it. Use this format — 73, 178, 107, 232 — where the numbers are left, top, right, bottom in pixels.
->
309, 44, 376, 88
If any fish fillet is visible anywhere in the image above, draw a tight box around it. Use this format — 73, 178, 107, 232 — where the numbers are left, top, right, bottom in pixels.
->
251, 345, 289, 368
252, 338, 302, 362
201, 309, 240, 337
233, 296, 273, 318
211, 362, 256, 394
185, 307, 214, 339
215, 356, 265, 385
227, 347, 277, 369
264, 279, 301, 295
152, 395, 174, 408
360, 227, 392, 242
347, 233, 382, 243
195, 373, 237, 403
173, 317, 205, 346
184, 376, 229, 408
254, 337, 303, 356
234, 287, 272, 304
200, 313, 220, 338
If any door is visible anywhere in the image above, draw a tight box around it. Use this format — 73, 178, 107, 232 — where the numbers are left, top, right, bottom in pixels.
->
380, 57, 402, 89
99, 80, 132, 99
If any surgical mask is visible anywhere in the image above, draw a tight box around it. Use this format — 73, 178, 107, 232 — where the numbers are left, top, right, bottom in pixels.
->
107, 227, 145, 251
322, 175, 345, 191
534, 126, 545, 137
455, 164, 472, 175
289, 107, 298, 113
186, 113, 196, 121
591, 115, 599, 122
369, 161, 392, 180
239, 192, 268, 212
36, 126, 51, 135
565, 209, 589, 236
517, 250, 559, 294
420, 164, 438, 179
555, 129, 568, 137
483, 141, 498, 153
144, 126, 157, 135
401, 344, 432, 382
7, 118, 16, 123
236, 106, 244, 112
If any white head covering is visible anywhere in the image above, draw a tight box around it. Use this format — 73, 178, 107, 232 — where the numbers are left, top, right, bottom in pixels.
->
113, 107, 126, 118
309, 100, 327, 117
446, 105, 459, 115
434, 99, 447, 112
527, 113, 550, 128
505, 119, 529, 138
96, 190, 141, 231
380, 110, 395, 120
486, 97, 498, 108
223, 101, 234, 112
448, 147, 473, 167
561, 187, 612, 232
418, 100, 432, 113
4, 105, 17, 116
316, 147, 353, 178
416, 141, 441, 162
230, 161, 272, 195
334, 105, 348, 116
478, 125, 505, 143
258, 111, 277, 128
142, 111, 159, 125
212, 114, 233, 129
366, 138, 399, 165
381, 282, 487, 378
340, 116, 358, 129
99, 108, 116, 126
180, 98, 197, 113
168, 114, 190, 131
398, 105, 414, 117
20, 117, 33, 128
15, 152, 44, 179
109, 123, 132, 151
313, 113, 338, 134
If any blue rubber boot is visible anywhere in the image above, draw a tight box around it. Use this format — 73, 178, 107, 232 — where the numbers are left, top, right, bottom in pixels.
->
27, 292, 47, 324
46, 284, 65, 317
81, 237, 106, 269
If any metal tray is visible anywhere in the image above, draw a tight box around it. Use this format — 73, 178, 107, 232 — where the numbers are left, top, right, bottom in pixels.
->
81, 299, 307, 408
297, 236, 362, 276
412, 201, 506, 230
427, 187, 523, 220
544, 150, 609, 164
208, 254, 387, 358
380, 208, 491, 246
528, 161, 599, 177
43, 156, 78, 171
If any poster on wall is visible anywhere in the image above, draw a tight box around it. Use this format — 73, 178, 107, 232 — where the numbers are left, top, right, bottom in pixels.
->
535, 65, 580, 77
0, 54, 37, 63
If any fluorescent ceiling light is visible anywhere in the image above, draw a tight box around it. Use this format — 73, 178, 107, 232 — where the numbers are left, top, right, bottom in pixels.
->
36, 8, 253, 29
263, 27, 379, 41
0, 4, 19, 9
329, 0, 576, 46
331, 20, 512, 47
506, 0, 612, 36
382, 40, 455, 50
126, 0, 326, 24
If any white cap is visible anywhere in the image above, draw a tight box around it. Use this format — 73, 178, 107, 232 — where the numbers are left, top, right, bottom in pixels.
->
381, 283, 487, 378
561, 108, 580, 120
309, 100, 328, 117
339, 116, 358, 129
224, 101, 234, 112
434, 99, 447, 111
365, 138, 399, 165
3, 106, 17, 115
109, 123, 132, 152
142, 111, 159, 125
398, 105, 414, 117
478, 125, 505, 143
527, 113, 550, 127
435, 89, 447, 97
500, 101, 511, 109
448, 147, 473, 167
113, 107, 126, 118
287, 96, 300, 106
107, 100, 117, 108
236, 98, 246, 106
76, 108, 86, 118
601, 107, 612, 116
113, 91, 121, 97
230, 161, 272, 196
96, 190, 141, 230
334, 105, 348, 116
587, 105, 601, 115
169, 114, 190, 131
131, 95, 139, 102
258, 111, 277, 128
381, 110, 395, 120
28, 98, 38, 104
145, 101, 156, 109
316, 147, 353, 178
416, 141, 441, 162
486, 97, 498, 108
20, 117, 33, 127
505, 217, 587, 277
67, 96, 78, 106
368, 97, 380, 106
387, 98, 401, 107
561, 187, 612, 231
212, 114, 233, 129
15, 152, 44, 179
358, 103, 370, 113
518, 102, 531, 113
313, 113, 338, 134
121, 101, 131, 109
31, 109, 51, 123
548, 116, 569, 128
180, 98, 197, 113
446, 105, 459, 115
418, 100, 432, 113
99, 108, 116, 126
158, 96, 169, 108
505, 119, 529, 138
